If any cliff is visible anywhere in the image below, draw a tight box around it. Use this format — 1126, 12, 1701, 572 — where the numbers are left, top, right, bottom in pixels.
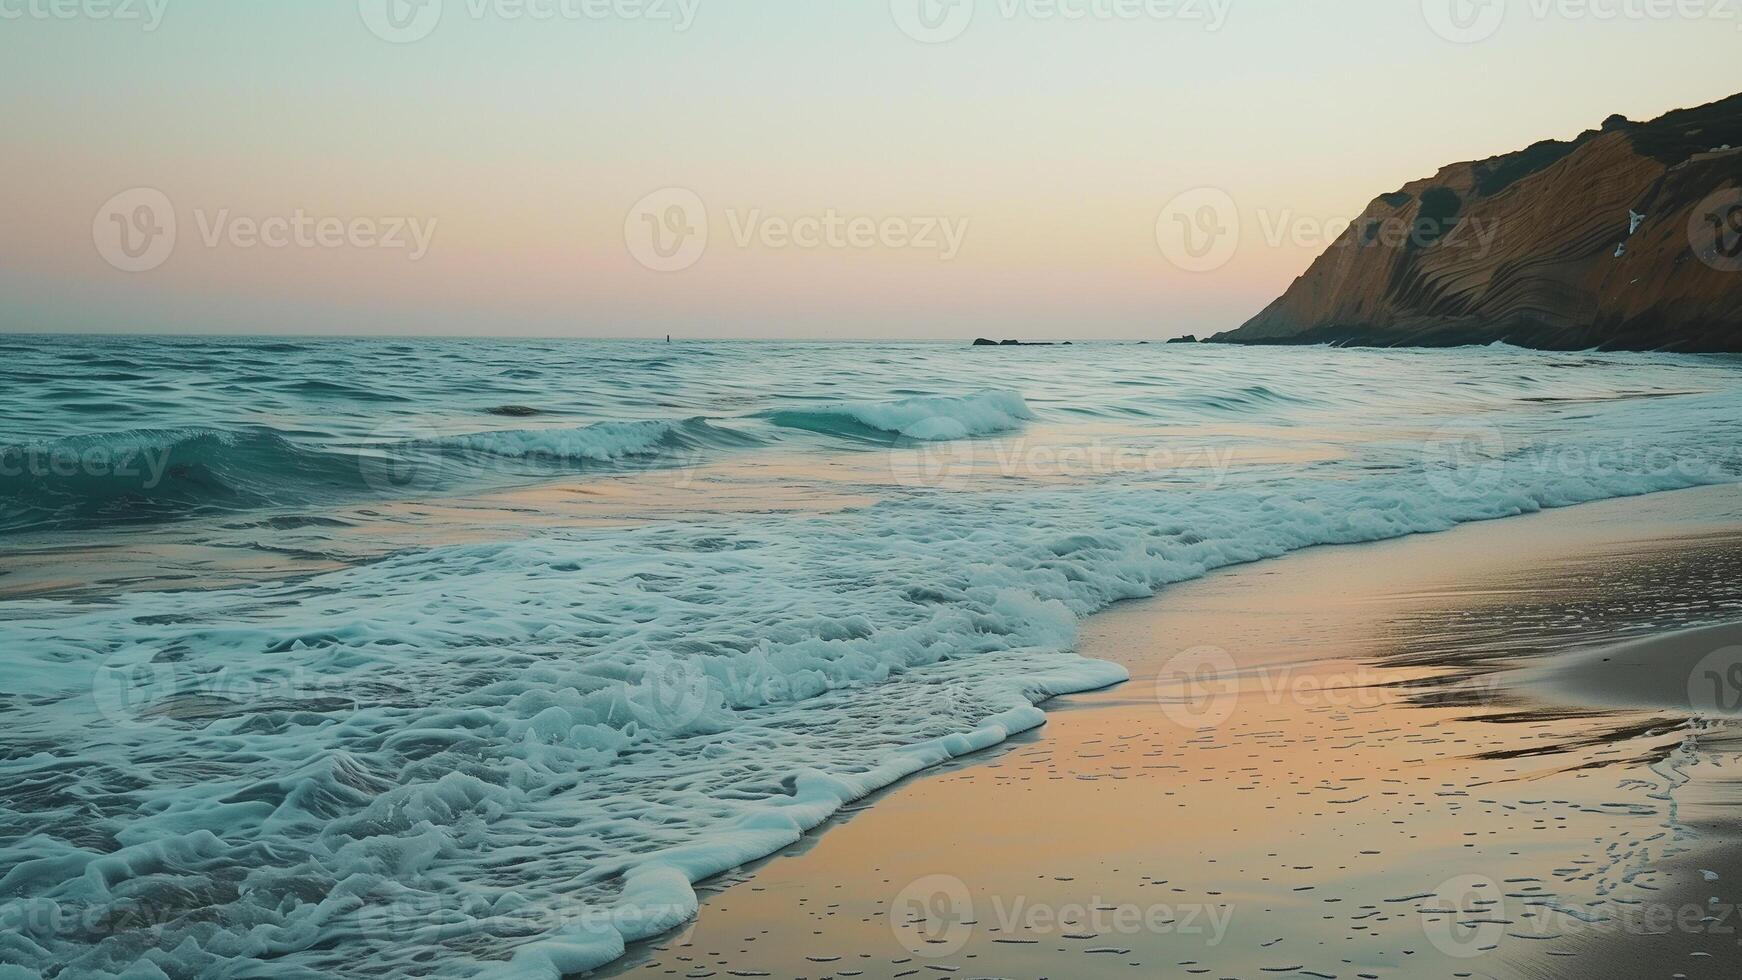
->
1210, 94, 1742, 352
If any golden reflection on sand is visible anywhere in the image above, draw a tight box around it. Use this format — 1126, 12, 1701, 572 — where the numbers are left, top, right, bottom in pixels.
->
599, 486, 1742, 980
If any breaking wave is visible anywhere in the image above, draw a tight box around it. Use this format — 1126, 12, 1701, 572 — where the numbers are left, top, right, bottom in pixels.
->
0, 419, 763, 535
0, 428, 367, 535
763, 390, 1033, 441
424, 417, 762, 462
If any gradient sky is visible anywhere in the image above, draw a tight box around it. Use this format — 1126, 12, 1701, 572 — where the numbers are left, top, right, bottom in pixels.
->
3, 0, 1738, 340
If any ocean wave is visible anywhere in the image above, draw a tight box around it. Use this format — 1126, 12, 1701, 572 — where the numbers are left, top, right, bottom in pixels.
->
0, 427, 367, 535
1176, 384, 1319, 414
0, 419, 761, 535
425, 417, 761, 462
278, 379, 413, 403
763, 390, 1033, 441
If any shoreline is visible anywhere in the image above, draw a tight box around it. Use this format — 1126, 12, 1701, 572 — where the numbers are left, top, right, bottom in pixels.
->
592, 484, 1742, 979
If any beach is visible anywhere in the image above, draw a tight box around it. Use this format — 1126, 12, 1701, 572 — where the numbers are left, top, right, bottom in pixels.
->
598, 485, 1742, 980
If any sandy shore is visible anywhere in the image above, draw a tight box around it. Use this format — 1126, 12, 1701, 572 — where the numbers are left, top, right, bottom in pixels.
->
594, 485, 1742, 980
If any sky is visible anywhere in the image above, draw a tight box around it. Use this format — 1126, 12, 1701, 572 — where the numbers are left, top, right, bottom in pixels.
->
3, 0, 1739, 340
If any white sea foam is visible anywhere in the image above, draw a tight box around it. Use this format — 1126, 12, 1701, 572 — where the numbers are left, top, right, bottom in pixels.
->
430, 420, 691, 461
768, 390, 1033, 440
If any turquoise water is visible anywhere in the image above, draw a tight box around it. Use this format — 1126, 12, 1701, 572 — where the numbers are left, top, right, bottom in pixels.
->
1, 337, 1740, 978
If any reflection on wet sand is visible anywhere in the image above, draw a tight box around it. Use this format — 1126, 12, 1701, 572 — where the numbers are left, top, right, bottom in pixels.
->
598, 486, 1742, 980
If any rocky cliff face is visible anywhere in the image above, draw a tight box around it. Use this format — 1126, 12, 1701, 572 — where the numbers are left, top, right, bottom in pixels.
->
1210, 94, 1742, 352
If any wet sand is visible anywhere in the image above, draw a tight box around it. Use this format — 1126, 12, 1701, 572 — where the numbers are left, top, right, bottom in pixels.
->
1535, 621, 1742, 715
595, 485, 1742, 980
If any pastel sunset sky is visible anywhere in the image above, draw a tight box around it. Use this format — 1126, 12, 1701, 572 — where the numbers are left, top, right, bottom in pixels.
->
4, 0, 1737, 339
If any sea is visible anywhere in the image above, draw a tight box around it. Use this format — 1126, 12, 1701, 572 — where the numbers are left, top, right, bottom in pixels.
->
2, 335, 1739, 978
